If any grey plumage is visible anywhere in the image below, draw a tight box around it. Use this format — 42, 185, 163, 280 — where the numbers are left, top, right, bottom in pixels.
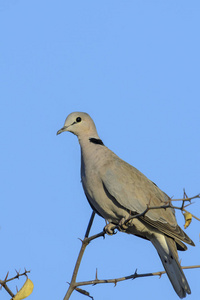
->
57, 112, 195, 298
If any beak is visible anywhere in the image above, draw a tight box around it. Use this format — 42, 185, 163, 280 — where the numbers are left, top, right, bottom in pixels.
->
57, 126, 68, 135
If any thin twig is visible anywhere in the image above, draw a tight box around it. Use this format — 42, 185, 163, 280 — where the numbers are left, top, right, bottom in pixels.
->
171, 194, 200, 202
124, 193, 200, 226
124, 203, 172, 225
85, 211, 95, 238
0, 270, 30, 298
0, 281, 15, 298
74, 265, 200, 288
63, 212, 101, 300
5, 270, 30, 283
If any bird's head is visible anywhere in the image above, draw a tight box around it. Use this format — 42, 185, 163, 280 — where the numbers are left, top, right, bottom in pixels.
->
57, 112, 99, 138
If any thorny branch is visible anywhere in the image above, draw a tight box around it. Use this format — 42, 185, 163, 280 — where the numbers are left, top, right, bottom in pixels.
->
170, 193, 200, 202
123, 191, 200, 226
73, 265, 200, 289
0, 269, 30, 298
63, 192, 200, 300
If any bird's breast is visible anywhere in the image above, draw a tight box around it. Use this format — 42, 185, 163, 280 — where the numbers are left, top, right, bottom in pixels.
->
81, 163, 129, 223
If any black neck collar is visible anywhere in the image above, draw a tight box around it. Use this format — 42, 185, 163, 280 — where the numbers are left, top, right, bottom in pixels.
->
89, 138, 104, 146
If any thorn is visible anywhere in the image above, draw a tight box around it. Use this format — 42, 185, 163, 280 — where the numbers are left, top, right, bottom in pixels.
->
132, 268, 138, 279
15, 269, 20, 279
114, 279, 117, 287
24, 268, 28, 277
16, 285, 18, 293
183, 188, 188, 199
4, 272, 9, 282
95, 268, 98, 280
134, 268, 138, 275
78, 238, 83, 243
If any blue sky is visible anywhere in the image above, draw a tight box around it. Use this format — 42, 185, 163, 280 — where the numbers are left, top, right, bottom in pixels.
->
0, 1, 200, 299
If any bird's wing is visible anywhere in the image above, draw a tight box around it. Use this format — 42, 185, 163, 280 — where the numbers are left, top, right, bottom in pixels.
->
101, 153, 174, 223
101, 153, 194, 245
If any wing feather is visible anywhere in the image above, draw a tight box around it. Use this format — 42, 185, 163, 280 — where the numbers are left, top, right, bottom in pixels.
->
101, 153, 194, 245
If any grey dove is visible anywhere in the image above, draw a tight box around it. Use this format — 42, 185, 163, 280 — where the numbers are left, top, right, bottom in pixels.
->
57, 112, 195, 298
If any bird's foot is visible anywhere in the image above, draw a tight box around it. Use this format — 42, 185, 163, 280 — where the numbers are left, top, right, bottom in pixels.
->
118, 217, 131, 232
104, 223, 117, 235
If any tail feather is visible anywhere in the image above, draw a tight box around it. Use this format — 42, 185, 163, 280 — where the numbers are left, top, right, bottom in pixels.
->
151, 235, 191, 298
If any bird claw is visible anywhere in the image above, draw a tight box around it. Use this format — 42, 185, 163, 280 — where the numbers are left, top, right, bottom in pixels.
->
104, 223, 117, 235
117, 217, 131, 232
104, 217, 132, 235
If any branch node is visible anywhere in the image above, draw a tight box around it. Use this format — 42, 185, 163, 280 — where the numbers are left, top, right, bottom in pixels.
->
132, 268, 138, 279
114, 279, 117, 287
15, 269, 20, 279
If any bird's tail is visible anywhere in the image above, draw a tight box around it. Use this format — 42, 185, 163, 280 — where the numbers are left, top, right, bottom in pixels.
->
151, 235, 191, 298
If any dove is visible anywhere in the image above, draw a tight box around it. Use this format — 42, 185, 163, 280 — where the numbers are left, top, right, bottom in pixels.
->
57, 112, 195, 298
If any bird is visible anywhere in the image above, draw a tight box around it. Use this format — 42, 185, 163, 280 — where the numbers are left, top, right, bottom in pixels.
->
57, 112, 195, 298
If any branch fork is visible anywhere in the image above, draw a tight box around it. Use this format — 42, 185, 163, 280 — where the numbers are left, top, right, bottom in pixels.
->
0, 269, 30, 298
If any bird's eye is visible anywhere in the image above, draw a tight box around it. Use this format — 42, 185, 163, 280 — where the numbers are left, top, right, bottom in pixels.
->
76, 117, 82, 123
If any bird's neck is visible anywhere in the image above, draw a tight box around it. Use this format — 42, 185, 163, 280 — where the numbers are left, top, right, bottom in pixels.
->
78, 134, 103, 148
78, 135, 105, 169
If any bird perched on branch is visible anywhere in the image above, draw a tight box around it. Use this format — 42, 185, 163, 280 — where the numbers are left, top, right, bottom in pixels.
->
57, 112, 195, 298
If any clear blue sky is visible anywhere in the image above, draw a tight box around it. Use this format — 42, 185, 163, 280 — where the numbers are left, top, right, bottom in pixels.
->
1, 1, 200, 300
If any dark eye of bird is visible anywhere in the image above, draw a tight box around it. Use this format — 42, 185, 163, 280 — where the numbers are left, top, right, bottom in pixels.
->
76, 117, 82, 123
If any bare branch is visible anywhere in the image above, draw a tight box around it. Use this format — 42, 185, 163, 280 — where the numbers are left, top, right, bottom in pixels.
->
123, 192, 200, 226
124, 203, 172, 225
171, 193, 200, 202
75, 265, 200, 288
63, 212, 104, 300
5, 269, 30, 283
0, 280, 14, 298
85, 211, 95, 238
0, 269, 30, 298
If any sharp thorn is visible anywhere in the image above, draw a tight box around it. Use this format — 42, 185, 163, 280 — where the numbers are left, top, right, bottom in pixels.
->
5, 272, 9, 281
95, 268, 98, 280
